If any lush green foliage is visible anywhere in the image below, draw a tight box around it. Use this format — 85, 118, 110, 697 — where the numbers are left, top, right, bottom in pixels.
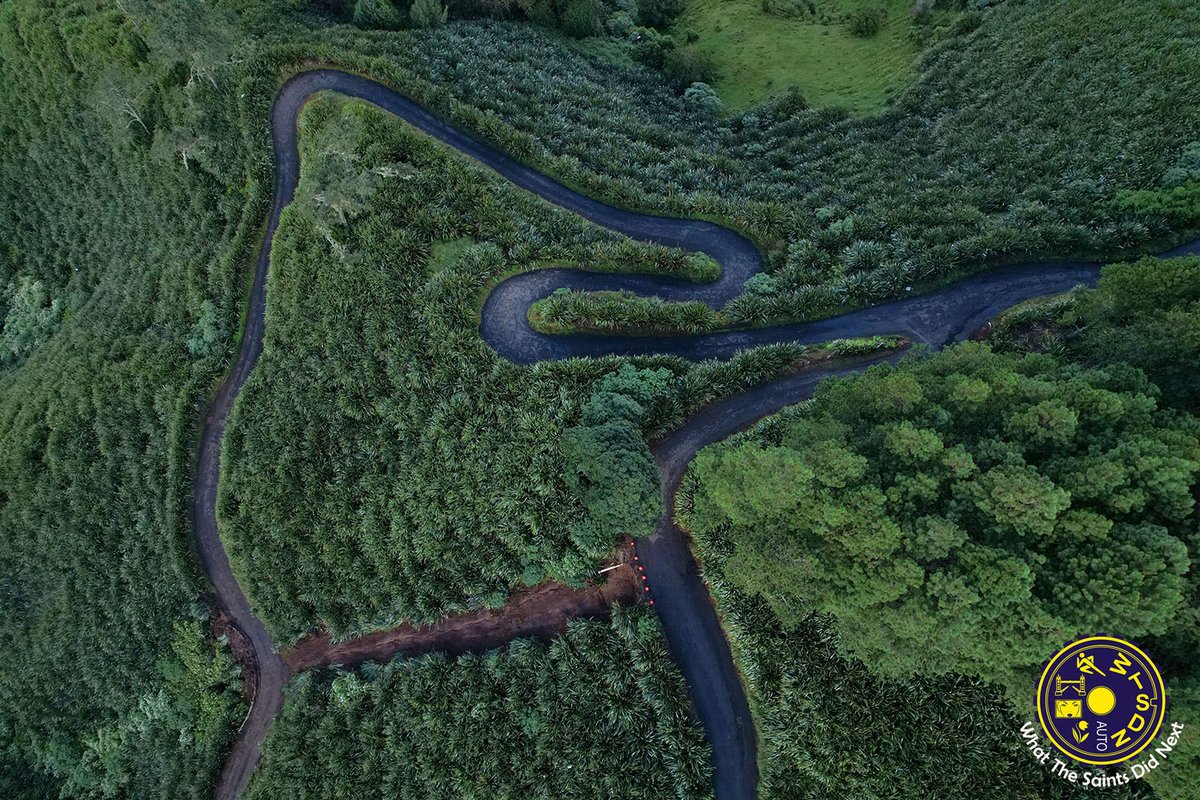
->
846, 5, 887, 38
219, 97, 688, 639
245, 608, 713, 800
309, 3, 1200, 325
992, 256, 1200, 414
339, 0, 681, 41
1145, 674, 1200, 798
661, 44, 718, 91
353, 0, 405, 29
691, 344, 1198, 689
562, 365, 666, 557
1112, 140, 1200, 230
673, 0, 929, 111
0, 1, 259, 795
6, 1, 1200, 796
986, 257, 1200, 793
684, 329, 1200, 795
214, 93, 848, 648
214, 91, 824, 642
531, 288, 726, 334
410, 0, 448, 28
678, 498, 1152, 799
0, 277, 72, 367
1113, 184, 1200, 231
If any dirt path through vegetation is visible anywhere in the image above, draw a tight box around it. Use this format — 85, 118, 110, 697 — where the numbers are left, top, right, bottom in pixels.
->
196, 67, 1200, 800
283, 563, 640, 672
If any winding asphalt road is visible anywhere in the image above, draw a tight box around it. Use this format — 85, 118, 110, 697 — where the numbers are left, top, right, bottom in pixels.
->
194, 68, 1200, 800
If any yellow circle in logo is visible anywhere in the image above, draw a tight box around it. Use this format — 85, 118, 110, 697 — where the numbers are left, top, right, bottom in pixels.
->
1087, 686, 1116, 716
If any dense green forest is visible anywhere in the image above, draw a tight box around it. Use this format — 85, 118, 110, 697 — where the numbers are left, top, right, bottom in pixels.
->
0, 2, 256, 796
217, 96, 701, 640
986, 256, 1200, 796
245, 608, 713, 799
990, 255, 1200, 414
680, 260, 1200, 796
3, 0, 1199, 797
690, 344, 1198, 688
670, 544, 1159, 799
300, 1, 1200, 325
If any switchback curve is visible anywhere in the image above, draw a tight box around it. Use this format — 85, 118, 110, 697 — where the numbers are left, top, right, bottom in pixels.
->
195, 67, 1200, 800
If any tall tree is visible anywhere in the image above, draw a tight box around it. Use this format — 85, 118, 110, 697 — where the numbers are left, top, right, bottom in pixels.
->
692, 344, 1197, 688
409, 0, 447, 28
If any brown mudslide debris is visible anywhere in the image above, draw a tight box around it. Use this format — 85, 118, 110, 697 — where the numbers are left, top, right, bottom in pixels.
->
282, 561, 641, 673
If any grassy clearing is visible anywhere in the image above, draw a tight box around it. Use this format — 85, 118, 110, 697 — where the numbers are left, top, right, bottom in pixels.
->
428, 236, 477, 271
673, 0, 924, 113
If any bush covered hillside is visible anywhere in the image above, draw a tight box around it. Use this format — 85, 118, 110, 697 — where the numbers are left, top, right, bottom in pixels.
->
245, 609, 713, 800
218, 96, 685, 640
681, 259, 1200, 795
2, 0, 1199, 798
313, 1, 1200, 327
0, 3, 256, 795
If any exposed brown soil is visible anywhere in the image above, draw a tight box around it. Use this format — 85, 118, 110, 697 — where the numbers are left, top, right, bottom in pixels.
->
282, 554, 642, 673
209, 605, 259, 705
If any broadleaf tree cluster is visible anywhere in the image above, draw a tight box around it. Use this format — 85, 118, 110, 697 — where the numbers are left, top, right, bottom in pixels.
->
683, 334, 1200, 794
991, 255, 1200, 414
986, 255, 1200, 794
691, 343, 1198, 688
562, 364, 667, 556
677, 505, 1154, 800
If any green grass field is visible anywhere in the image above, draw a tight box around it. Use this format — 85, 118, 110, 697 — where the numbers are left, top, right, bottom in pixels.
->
674, 0, 921, 113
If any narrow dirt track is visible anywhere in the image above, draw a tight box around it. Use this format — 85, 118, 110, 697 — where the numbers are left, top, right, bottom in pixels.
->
193, 67, 1200, 800
283, 565, 640, 672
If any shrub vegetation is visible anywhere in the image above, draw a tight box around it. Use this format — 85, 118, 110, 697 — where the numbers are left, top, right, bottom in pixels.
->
530, 288, 726, 335
302, 4, 1200, 324
218, 97, 693, 639
245, 608, 713, 800
0, 1, 258, 795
